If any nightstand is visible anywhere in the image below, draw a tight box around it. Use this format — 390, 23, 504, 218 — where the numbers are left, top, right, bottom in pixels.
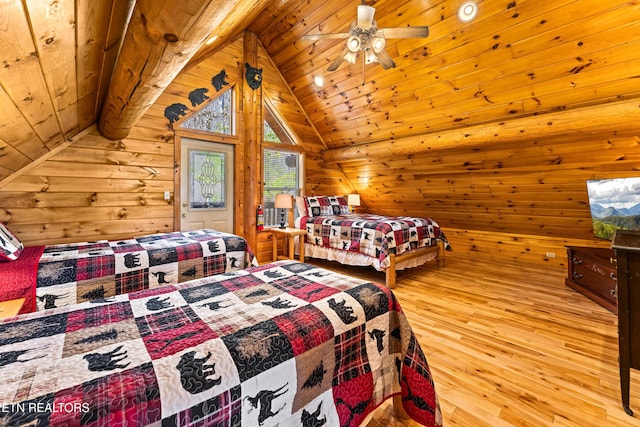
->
0, 298, 25, 319
269, 227, 306, 262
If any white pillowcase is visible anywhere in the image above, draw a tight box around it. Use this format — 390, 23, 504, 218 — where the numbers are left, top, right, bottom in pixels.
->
294, 196, 307, 217
0, 223, 23, 261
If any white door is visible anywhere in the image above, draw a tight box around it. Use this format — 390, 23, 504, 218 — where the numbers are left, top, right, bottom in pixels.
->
180, 138, 234, 232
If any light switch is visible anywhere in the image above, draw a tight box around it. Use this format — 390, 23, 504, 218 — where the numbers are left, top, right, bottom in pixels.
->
164, 191, 171, 200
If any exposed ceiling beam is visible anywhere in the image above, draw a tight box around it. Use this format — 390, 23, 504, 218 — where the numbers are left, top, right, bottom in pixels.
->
322, 98, 640, 163
98, 0, 270, 140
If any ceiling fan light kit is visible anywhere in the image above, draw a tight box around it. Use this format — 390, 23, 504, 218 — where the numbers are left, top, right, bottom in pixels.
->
371, 36, 385, 53
357, 5, 376, 27
365, 50, 378, 65
302, 2, 430, 73
344, 51, 358, 64
348, 36, 361, 52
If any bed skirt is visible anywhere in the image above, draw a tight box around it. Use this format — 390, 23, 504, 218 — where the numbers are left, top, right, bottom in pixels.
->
298, 239, 439, 271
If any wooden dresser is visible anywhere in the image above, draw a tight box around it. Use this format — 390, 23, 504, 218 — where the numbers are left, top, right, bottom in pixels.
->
565, 246, 617, 313
611, 229, 640, 416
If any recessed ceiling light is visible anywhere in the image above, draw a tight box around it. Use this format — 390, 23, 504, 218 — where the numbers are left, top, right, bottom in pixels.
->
314, 75, 324, 87
457, 1, 478, 23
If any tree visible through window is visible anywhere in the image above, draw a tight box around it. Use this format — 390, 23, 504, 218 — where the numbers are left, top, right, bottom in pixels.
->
263, 149, 300, 226
180, 90, 233, 134
264, 121, 279, 142
263, 103, 301, 226
264, 150, 299, 200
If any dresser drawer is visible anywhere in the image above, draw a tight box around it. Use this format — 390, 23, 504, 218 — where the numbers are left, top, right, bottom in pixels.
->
571, 255, 617, 298
566, 246, 617, 313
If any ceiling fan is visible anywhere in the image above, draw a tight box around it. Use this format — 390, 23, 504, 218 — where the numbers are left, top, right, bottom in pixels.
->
302, 2, 429, 71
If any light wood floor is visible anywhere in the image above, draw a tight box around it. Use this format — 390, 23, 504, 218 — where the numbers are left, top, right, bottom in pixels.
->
306, 253, 640, 427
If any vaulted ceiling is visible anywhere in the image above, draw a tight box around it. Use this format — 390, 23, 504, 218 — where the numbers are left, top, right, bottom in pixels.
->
0, 0, 638, 182
251, 0, 640, 149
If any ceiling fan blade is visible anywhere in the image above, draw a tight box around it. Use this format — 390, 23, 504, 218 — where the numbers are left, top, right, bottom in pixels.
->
302, 32, 350, 41
327, 47, 350, 71
380, 26, 430, 38
357, 4, 375, 29
375, 49, 396, 70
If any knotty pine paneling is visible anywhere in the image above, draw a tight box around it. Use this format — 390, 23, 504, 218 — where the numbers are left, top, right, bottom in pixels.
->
0, 32, 354, 254
444, 228, 611, 271
335, 129, 640, 271
0, 125, 175, 246
255, 38, 353, 263
76, 0, 130, 131
0, 0, 130, 179
26, 0, 78, 135
259, 0, 640, 148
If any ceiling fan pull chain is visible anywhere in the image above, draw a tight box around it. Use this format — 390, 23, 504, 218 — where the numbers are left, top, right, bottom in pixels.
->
362, 53, 365, 86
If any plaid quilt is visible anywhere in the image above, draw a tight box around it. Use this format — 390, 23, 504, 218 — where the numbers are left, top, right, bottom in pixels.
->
33, 229, 257, 312
0, 260, 441, 427
300, 214, 452, 269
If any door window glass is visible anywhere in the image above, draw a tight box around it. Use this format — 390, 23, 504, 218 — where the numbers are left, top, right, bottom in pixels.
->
189, 150, 226, 209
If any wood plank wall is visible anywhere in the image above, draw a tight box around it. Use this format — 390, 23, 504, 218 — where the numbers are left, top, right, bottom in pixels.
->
255, 38, 353, 261
0, 125, 175, 245
331, 127, 640, 270
0, 26, 631, 275
0, 32, 352, 262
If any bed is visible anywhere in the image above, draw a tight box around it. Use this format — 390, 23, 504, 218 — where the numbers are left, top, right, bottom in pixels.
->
295, 196, 451, 288
0, 259, 442, 427
0, 228, 257, 314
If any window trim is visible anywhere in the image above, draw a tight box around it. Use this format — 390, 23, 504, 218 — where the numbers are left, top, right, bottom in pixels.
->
262, 147, 304, 227
263, 98, 301, 146
174, 84, 237, 138
261, 98, 306, 227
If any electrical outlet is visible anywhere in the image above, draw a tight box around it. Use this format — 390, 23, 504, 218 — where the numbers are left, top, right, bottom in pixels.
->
164, 191, 171, 200
545, 252, 556, 258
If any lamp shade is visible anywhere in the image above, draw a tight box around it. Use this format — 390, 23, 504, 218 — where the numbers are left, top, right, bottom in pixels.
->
347, 194, 361, 207
275, 194, 293, 209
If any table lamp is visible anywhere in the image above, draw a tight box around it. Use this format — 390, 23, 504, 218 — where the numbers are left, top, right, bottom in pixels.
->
275, 194, 293, 229
347, 194, 360, 213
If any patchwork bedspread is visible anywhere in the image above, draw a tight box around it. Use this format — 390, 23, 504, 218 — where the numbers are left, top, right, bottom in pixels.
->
33, 229, 257, 313
300, 214, 451, 269
0, 229, 257, 314
0, 260, 441, 427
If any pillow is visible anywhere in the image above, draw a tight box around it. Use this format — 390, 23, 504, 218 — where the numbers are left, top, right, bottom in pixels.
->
304, 196, 350, 217
294, 196, 307, 217
0, 223, 23, 261
328, 196, 350, 215
304, 196, 331, 217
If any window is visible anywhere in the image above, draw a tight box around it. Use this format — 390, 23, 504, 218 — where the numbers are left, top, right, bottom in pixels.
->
263, 103, 302, 227
180, 89, 234, 134
263, 149, 302, 227
264, 106, 289, 143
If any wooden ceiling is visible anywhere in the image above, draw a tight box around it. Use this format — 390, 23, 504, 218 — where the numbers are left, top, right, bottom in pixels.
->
250, 0, 640, 149
0, 0, 638, 180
